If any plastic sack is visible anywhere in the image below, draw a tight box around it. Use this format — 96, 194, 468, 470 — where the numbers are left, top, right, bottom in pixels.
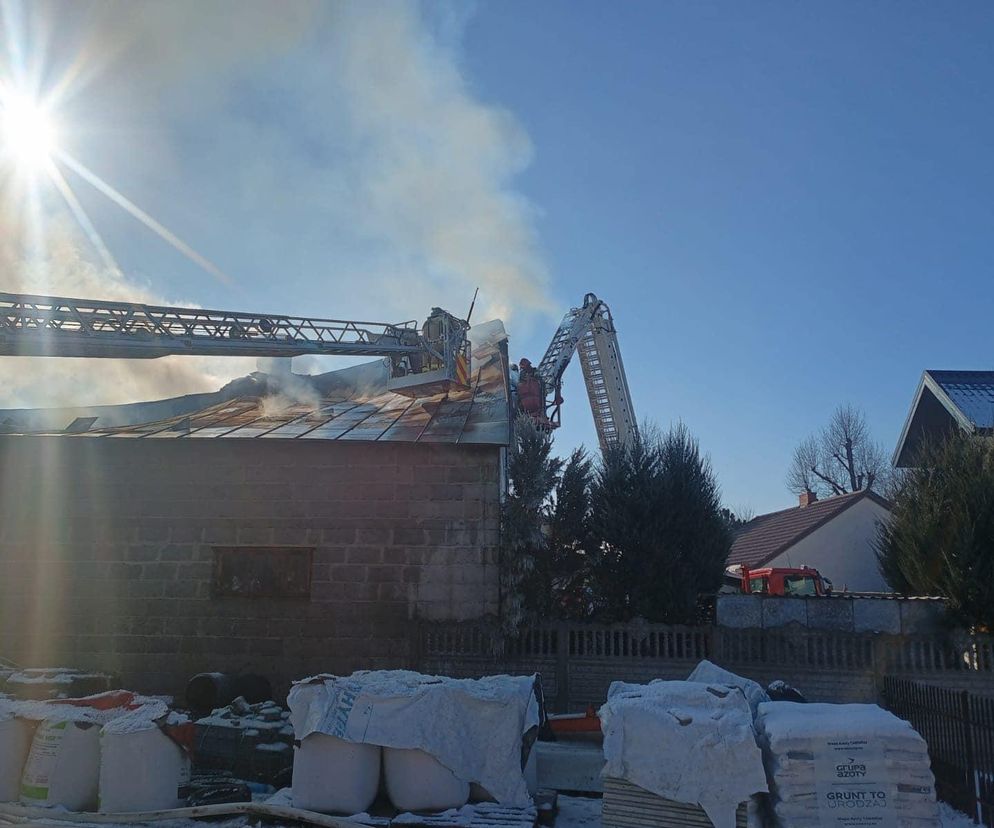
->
291, 733, 381, 814
21, 718, 101, 810
0, 716, 36, 802
99, 722, 190, 812
383, 747, 470, 812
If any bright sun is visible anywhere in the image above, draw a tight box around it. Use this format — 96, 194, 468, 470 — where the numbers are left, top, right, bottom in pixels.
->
0, 90, 57, 170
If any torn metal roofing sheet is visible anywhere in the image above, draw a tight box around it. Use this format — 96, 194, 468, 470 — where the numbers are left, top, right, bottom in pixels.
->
2, 321, 512, 446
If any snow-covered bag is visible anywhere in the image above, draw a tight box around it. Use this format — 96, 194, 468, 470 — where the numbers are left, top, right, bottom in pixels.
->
0, 714, 36, 801
98, 707, 191, 813
599, 679, 768, 828
686, 660, 770, 718
292, 733, 382, 814
289, 670, 540, 808
756, 702, 940, 828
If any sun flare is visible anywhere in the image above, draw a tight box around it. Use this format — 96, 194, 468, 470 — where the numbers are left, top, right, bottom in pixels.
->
0, 89, 57, 171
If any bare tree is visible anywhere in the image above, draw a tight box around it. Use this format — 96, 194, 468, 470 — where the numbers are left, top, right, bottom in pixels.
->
787, 404, 890, 497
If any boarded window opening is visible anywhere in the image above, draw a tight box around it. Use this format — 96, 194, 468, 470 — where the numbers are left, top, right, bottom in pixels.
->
212, 547, 313, 599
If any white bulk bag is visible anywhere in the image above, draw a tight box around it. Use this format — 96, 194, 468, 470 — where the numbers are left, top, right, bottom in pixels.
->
0, 716, 36, 802
21, 718, 101, 811
99, 723, 190, 812
292, 733, 381, 814
383, 747, 470, 812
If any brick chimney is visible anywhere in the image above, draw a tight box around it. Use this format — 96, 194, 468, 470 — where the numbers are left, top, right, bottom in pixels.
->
799, 490, 818, 508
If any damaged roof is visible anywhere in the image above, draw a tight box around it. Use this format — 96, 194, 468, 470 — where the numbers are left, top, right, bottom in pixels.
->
0, 320, 511, 446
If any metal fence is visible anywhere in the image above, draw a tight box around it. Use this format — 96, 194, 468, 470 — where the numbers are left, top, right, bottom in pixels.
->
883, 676, 994, 826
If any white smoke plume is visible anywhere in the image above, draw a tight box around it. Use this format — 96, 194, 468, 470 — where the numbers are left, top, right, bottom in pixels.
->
0, 0, 553, 409
0, 215, 256, 408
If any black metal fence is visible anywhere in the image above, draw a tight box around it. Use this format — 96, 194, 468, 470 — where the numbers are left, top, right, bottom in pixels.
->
882, 676, 994, 826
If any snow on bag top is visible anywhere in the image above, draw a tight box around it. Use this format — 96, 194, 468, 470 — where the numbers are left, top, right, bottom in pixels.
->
599, 679, 768, 828
757, 702, 929, 753
288, 669, 541, 808
685, 660, 770, 718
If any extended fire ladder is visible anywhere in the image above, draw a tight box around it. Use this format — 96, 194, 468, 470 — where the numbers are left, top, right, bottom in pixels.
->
0, 291, 472, 397
536, 293, 637, 451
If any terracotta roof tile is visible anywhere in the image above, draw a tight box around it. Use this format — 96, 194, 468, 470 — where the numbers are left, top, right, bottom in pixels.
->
727, 490, 889, 569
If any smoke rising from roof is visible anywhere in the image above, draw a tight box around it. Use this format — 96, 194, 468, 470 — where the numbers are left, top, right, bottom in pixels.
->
0, 0, 551, 408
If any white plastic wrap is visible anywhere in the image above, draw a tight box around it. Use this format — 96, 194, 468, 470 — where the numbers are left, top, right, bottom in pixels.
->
599, 680, 768, 828
686, 660, 770, 718
289, 670, 540, 807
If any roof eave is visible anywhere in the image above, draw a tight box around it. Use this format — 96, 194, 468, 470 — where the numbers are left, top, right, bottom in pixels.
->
892, 370, 977, 467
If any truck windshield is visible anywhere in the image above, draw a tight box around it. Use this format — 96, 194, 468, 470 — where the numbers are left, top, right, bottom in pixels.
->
784, 575, 818, 596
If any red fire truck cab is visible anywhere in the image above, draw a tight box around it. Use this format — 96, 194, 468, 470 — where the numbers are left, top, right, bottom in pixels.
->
735, 565, 833, 597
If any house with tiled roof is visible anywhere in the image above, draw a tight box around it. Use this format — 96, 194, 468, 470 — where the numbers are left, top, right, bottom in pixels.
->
729, 489, 892, 592
893, 370, 994, 467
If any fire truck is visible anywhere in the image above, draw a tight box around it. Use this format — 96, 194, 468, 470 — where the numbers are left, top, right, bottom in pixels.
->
723, 564, 834, 597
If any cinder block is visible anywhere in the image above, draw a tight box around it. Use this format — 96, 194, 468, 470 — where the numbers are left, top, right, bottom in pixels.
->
367, 566, 402, 583
762, 597, 807, 628
357, 526, 391, 544
346, 546, 382, 565
330, 564, 366, 583
806, 597, 854, 631
853, 599, 901, 634
394, 528, 426, 546
900, 600, 946, 634
142, 562, 178, 581
716, 594, 763, 629
159, 545, 195, 562
314, 547, 346, 564
321, 526, 356, 544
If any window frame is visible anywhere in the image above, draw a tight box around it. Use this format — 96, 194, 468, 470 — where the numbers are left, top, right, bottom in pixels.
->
211, 546, 315, 599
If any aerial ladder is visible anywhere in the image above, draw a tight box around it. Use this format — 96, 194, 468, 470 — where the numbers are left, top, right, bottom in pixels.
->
517, 293, 637, 452
0, 291, 472, 397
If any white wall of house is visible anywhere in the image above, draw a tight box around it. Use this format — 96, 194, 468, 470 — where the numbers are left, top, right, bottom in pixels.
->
767, 497, 892, 592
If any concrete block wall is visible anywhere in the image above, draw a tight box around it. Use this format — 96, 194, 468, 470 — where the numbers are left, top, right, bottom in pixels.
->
0, 437, 501, 696
717, 594, 947, 634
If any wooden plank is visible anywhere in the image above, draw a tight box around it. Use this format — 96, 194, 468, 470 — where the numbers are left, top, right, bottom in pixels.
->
602, 778, 746, 828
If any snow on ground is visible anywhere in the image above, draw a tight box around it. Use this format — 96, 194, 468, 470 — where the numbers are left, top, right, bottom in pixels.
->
0, 798, 977, 828
556, 794, 602, 827
939, 802, 979, 827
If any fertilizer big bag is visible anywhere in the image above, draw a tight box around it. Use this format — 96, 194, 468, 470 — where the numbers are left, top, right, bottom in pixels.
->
20, 718, 102, 811
0, 714, 36, 802
292, 733, 382, 814
98, 711, 192, 813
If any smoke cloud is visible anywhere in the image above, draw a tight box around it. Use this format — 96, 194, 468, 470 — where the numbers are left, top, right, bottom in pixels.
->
0, 0, 552, 409
0, 216, 256, 408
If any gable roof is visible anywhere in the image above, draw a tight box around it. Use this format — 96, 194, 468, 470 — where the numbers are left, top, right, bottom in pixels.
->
727, 490, 891, 569
893, 370, 994, 467
0, 321, 511, 446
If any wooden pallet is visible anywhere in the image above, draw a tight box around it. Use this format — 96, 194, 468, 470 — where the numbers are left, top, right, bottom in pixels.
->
388, 801, 538, 827
602, 777, 746, 828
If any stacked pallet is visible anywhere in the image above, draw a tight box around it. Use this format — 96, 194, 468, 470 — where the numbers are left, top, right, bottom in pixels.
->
600, 680, 767, 828
756, 702, 940, 828
603, 778, 747, 828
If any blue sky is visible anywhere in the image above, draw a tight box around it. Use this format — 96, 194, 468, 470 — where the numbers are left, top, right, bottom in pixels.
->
1, 1, 993, 514
463, 1, 994, 514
